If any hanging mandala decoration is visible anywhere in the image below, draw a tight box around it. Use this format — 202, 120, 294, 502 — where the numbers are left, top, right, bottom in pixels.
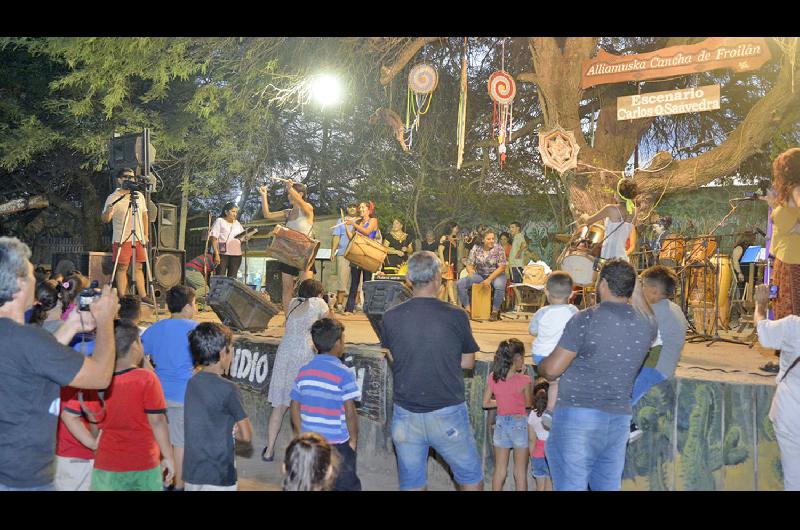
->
537, 126, 580, 175
405, 63, 438, 150
488, 70, 516, 168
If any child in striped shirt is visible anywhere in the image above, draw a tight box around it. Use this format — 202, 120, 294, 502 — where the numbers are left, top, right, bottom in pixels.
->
290, 318, 362, 491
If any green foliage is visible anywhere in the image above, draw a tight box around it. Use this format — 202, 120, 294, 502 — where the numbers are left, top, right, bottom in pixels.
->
1, 37, 797, 244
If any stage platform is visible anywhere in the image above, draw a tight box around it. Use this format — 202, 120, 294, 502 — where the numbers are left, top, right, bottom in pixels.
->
141, 308, 779, 388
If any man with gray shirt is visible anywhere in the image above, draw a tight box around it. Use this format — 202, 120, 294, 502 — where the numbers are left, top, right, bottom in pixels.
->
634, 266, 688, 402
539, 259, 657, 491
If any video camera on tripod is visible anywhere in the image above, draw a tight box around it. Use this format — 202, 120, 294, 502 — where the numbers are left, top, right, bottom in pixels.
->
121, 175, 152, 193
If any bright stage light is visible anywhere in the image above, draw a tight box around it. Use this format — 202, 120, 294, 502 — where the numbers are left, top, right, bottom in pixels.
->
310, 74, 342, 108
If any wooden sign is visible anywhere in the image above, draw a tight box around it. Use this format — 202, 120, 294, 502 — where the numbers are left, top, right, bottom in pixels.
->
537, 126, 580, 175
617, 84, 721, 120
581, 37, 771, 89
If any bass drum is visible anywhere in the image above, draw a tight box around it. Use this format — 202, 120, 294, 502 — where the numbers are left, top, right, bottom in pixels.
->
560, 251, 597, 286
344, 232, 389, 273
557, 222, 605, 286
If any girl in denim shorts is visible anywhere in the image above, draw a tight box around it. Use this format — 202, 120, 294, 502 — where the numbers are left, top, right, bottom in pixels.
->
483, 339, 532, 491
528, 381, 552, 491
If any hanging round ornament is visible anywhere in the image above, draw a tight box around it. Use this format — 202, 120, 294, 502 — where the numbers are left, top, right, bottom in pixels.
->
488, 70, 516, 168
488, 70, 516, 104
408, 63, 439, 94
405, 63, 439, 150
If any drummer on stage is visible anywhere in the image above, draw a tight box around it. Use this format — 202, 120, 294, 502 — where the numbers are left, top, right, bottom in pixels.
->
259, 180, 315, 312
579, 178, 639, 262
651, 215, 673, 264
344, 201, 379, 314
456, 229, 507, 321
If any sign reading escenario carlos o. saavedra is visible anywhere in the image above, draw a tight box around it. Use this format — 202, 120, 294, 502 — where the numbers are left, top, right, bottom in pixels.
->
617, 84, 720, 120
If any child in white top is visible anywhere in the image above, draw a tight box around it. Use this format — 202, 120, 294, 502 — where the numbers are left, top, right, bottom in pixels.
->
528, 381, 552, 491
529, 271, 578, 429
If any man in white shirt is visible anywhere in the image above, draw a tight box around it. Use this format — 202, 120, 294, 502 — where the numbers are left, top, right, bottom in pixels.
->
101, 168, 149, 299
754, 284, 800, 491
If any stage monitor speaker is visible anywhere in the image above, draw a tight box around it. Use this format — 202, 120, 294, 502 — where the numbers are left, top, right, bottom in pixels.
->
52, 252, 114, 286
157, 203, 179, 250
362, 280, 413, 344
208, 276, 280, 331
151, 249, 185, 304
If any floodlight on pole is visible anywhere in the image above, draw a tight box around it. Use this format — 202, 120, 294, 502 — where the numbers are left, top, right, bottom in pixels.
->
309, 74, 342, 108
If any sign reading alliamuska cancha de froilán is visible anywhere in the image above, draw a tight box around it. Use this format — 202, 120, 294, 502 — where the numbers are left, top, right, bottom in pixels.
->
581, 37, 771, 89
617, 84, 720, 121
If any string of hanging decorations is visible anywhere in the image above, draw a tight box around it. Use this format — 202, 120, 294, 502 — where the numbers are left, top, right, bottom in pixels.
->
488, 39, 516, 168
456, 38, 468, 169
406, 63, 438, 150
488, 70, 516, 168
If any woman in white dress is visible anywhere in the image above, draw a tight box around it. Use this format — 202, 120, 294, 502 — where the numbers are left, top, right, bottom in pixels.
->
262, 279, 332, 461
579, 178, 639, 262
209, 202, 245, 278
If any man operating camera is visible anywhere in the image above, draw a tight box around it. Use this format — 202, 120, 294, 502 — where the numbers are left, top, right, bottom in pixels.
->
101, 168, 150, 301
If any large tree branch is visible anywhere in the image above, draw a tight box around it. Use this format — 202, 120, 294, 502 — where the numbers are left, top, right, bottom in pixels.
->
587, 37, 703, 167
634, 55, 800, 195
380, 37, 440, 86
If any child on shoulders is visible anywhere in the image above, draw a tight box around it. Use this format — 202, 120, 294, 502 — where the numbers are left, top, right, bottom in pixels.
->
529, 271, 578, 429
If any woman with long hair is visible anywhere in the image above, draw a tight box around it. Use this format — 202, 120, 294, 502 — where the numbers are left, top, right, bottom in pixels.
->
262, 279, 332, 462
383, 218, 413, 271
344, 202, 379, 314
764, 148, 800, 319
209, 202, 245, 279
282, 433, 338, 491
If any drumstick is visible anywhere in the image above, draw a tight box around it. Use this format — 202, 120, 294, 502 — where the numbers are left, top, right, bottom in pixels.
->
269, 176, 294, 185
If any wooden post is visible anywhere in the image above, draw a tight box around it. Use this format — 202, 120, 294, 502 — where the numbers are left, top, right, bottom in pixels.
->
178, 171, 190, 251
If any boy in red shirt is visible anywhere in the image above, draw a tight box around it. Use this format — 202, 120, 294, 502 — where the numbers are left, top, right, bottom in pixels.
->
55, 386, 103, 491
91, 320, 175, 491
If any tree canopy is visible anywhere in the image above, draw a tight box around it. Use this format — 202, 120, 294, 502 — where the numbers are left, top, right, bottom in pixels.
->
1, 37, 798, 246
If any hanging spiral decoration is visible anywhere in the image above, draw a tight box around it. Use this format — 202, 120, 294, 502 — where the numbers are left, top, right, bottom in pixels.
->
488, 70, 516, 105
408, 64, 439, 94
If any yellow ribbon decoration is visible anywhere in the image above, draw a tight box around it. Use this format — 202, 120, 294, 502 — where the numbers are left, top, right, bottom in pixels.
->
617, 178, 635, 215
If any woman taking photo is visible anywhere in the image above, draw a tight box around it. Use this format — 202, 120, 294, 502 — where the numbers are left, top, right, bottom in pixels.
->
262, 279, 332, 462
210, 202, 245, 279
344, 202, 379, 314
764, 148, 800, 319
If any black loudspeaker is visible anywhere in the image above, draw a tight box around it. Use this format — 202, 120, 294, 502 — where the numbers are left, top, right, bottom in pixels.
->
108, 133, 156, 173
151, 249, 185, 303
207, 276, 280, 331
157, 203, 179, 250
362, 280, 413, 344
264, 259, 284, 304
52, 252, 114, 286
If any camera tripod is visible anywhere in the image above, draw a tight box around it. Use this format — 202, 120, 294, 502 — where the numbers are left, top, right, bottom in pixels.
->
109, 189, 160, 318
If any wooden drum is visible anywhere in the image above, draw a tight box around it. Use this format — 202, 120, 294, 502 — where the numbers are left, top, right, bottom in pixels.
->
658, 235, 685, 267
265, 224, 320, 271
471, 283, 492, 321
344, 232, 388, 273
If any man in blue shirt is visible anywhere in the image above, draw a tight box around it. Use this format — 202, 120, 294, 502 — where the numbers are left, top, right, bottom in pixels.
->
331, 204, 358, 311
290, 317, 362, 491
141, 285, 199, 491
